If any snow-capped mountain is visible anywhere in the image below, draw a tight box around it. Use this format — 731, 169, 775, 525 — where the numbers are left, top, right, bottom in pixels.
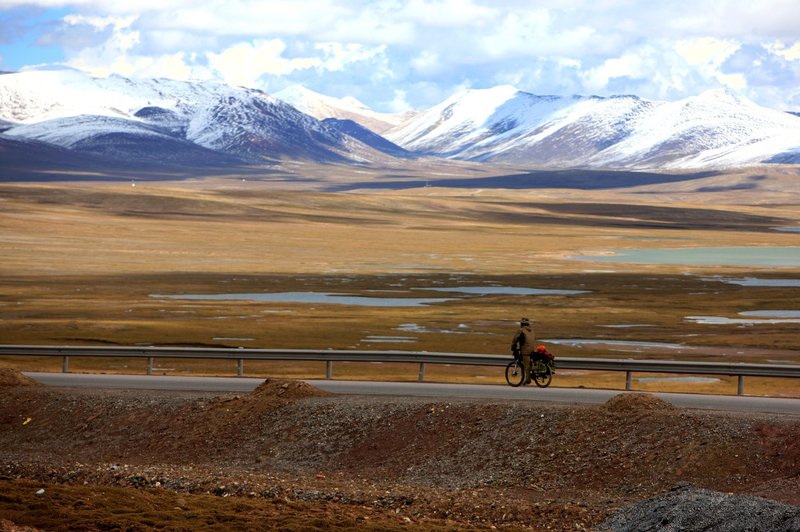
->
385, 86, 800, 169
0, 69, 409, 168
184, 91, 349, 163
2, 68, 800, 173
275, 85, 416, 134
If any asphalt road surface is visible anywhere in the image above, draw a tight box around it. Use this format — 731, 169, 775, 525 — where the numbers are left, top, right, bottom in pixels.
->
24, 372, 800, 415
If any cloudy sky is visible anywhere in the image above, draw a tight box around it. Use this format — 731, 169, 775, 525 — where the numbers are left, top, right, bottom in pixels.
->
1, 0, 799, 112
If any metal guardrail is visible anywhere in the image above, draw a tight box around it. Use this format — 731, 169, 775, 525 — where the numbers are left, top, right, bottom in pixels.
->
2, 344, 799, 396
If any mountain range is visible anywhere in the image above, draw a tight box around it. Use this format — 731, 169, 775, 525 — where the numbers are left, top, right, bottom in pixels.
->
0, 69, 408, 171
1, 68, 799, 176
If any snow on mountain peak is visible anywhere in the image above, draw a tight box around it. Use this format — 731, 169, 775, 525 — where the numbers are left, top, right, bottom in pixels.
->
437, 85, 520, 119
3, 69, 800, 171
274, 84, 411, 134
386, 84, 800, 169
0, 69, 239, 124
693, 87, 751, 105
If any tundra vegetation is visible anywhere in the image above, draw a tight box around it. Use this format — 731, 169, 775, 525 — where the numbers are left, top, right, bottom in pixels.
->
1, 165, 799, 395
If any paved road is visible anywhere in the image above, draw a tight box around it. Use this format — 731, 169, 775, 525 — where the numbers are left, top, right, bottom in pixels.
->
24, 372, 800, 415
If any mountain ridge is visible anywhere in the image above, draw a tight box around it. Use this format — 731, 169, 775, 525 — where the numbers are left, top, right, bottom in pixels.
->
274, 85, 416, 134
2, 69, 800, 174
0, 69, 411, 167
384, 86, 800, 169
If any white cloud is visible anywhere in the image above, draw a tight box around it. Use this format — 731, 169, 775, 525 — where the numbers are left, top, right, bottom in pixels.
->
315, 42, 387, 73
6, 0, 800, 110
717, 72, 748, 90
767, 41, 800, 61
673, 37, 748, 92
382, 88, 412, 113
674, 38, 740, 67
582, 52, 648, 92
207, 40, 320, 87
62, 15, 142, 77
410, 50, 439, 74
395, 0, 495, 28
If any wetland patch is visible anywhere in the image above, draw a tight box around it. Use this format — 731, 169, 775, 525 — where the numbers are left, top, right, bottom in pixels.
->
574, 247, 800, 267
422, 286, 589, 296
637, 376, 721, 384
151, 285, 588, 307
686, 311, 800, 325
707, 277, 800, 287
151, 291, 457, 307
545, 339, 694, 351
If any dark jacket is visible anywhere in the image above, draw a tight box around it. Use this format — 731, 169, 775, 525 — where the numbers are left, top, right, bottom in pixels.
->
511, 325, 536, 356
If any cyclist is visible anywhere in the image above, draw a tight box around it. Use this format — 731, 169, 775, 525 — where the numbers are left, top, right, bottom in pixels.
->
511, 317, 536, 384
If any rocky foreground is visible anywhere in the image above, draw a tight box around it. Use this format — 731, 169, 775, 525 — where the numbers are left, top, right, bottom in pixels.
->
0, 368, 798, 531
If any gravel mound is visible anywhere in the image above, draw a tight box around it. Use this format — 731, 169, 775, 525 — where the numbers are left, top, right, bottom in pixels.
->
601, 392, 675, 414
0, 368, 41, 387
601, 483, 800, 532
249, 378, 331, 400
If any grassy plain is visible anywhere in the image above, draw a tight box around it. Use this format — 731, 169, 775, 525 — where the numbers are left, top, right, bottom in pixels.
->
1, 164, 799, 396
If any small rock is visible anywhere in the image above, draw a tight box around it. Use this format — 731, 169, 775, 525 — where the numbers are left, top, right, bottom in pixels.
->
35, 488, 45, 495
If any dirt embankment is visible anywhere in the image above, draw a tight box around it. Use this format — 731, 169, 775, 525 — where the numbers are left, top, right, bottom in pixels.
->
1, 371, 798, 531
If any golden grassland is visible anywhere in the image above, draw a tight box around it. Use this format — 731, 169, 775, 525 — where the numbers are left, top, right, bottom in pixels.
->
1, 166, 799, 396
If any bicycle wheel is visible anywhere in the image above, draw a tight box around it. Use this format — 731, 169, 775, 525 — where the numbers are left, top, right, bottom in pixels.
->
505, 360, 525, 387
532, 363, 553, 388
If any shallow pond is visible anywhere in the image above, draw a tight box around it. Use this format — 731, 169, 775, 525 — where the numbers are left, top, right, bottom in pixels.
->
361, 335, 418, 343
708, 277, 800, 287
574, 246, 800, 267
152, 291, 457, 307
637, 376, 720, 384
686, 311, 800, 325
545, 339, 692, 351
740, 310, 800, 318
423, 286, 589, 296
151, 285, 588, 308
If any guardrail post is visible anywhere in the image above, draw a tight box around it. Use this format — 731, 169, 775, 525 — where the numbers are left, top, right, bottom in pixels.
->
418, 362, 426, 382
237, 358, 244, 377
625, 371, 632, 391
62, 355, 70, 373
737, 375, 745, 396
146, 357, 153, 376
326, 361, 333, 380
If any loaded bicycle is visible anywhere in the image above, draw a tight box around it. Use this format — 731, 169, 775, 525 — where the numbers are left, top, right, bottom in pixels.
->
505, 345, 556, 387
